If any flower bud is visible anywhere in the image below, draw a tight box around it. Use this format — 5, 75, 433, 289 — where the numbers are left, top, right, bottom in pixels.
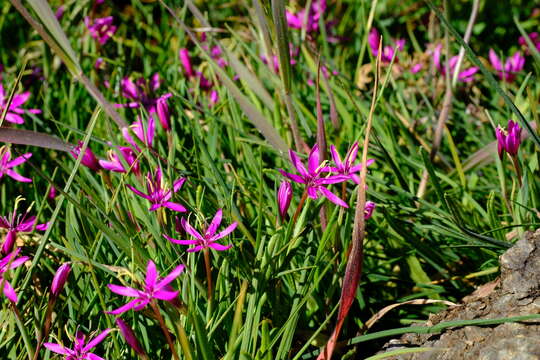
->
51, 263, 71, 297
116, 318, 146, 356
156, 97, 170, 131
364, 201, 376, 220
277, 181, 293, 219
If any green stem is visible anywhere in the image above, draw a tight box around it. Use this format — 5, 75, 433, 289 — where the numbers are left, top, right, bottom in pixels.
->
12, 302, 35, 360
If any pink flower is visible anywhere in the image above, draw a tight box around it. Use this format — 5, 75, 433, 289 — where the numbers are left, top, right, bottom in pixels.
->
410, 63, 423, 74
122, 116, 155, 150
0, 249, 29, 302
71, 142, 102, 172
368, 28, 405, 63
156, 96, 171, 131
324, 143, 374, 184
519, 32, 540, 54
115, 318, 146, 356
432, 44, 478, 82
51, 263, 71, 297
0, 82, 41, 124
179, 49, 219, 104
279, 144, 350, 207
0, 207, 49, 254
496, 120, 522, 159
99, 147, 140, 175
126, 167, 186, 212
84, 16, 117, 45
286, 0, 327, 33
164, 209, 237, 252
44, 328, 111, 360
489, 49, 525, 83
0, 147, 32, 183
364, 201, 376, 220
277, 181, 293, 219
116, 73, 172, 115
107, 260, 184, 315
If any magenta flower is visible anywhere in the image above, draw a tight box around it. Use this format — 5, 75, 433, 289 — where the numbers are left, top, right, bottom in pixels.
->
410, 63, 423, 74
364, 201, 376, 220
0, 249, 29, 302
107, 260, 184, 315
496, 120, 522, 159
488, 49, 525, 83
279, 145, 350, 207
164, 209, 237, 252
115, 318, 146, 356
126, 167, 186, 212
71, 142, 102, 172
368, 28, 405, 64
44, 328, 111, 360
0, 82, 41, 124
0, 207, 49, 254
122, 116, 155, 150
156, 96, 171, 131
277, 181, 293, 219
519, 32, 540, 54
51, 263, 71, 297
286, 0, 327, 33
325, 143, 374, 184
0, 147, 32, 183
99, 147, 140, 175
432, 44, 478, 82
179, 49, 195, 78
84, 16, 117, 45
116, 73, 172, 115
179, 49, 219, 104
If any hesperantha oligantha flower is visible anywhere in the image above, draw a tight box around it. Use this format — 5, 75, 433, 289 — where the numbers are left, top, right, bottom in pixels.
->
496, 120, 522, 159
0, 146, 32, 183
368, 28, 405, 64
44, 328, 111, 360
164, 209, 237, 252
51, 263, 71, 297
126, 167, 186, 212
432, 44, 479, 83
519, 32, 540, 54
107, 260, 185, 315
116, 73, 172, 115
156, 96, 171, 131
70, 141, 102, 171
488, 49, 525, 83
0, 249, 29, 302
99, 146, 140, 175
277, 181, 293, 219
0, 204, 49, 254
0, 82, 41, 124
279, 144, 350, 207
122, 116, 155, 150
364, 201, 376, 220
84, 16, 117, 45
324, 143, 375, 185
115, 318, 146, 356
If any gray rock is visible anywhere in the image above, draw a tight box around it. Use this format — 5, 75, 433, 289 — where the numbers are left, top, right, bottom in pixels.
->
378, 229, 540, 360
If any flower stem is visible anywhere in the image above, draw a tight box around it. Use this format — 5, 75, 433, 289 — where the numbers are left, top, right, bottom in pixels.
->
511, 155, 523, 188
12, 302, 35, 360
151, 302, 179, 360
203, 248, 213, 301
292, 190, 308, 225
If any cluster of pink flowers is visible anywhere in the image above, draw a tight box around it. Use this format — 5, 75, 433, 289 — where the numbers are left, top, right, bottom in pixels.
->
0, 82, 41, 124
84, 16, 117, 45
277, 143, 376, 220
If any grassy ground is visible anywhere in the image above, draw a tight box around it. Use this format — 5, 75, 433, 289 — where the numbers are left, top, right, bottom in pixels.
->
0, 0, 539, 359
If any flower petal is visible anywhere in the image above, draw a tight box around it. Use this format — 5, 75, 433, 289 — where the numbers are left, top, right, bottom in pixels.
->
208, 242, 233, 251
163, 234, 199, 245
307, 144, 320, 174
319, 187, 348, 208
145, 260, 158, 288
3, 280, 18, 302
206, 209, 222, 237
153, 289, 179, 301
278, 169, 305, 184
43, 343, 69, 355
289, 150, 309, 177
181, 218, 204, 241
107, 284, 140, 298
6, 170, 32, 183
164, 202, 187, 212
6, 153, 31, 168
212, 221, 237, 240
156, 264, 185, 289
83, 329, 112, 352
106, 299, 142, 315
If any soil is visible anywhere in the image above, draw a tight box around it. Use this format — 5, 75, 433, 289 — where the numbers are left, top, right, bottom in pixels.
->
377, 229, 540, 360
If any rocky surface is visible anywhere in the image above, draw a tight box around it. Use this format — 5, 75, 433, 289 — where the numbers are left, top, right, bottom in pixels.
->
378, 229, 540, 360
